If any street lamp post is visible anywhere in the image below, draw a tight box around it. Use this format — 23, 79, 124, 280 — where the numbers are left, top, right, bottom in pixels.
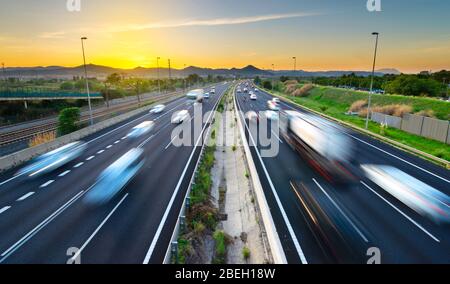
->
184, 64, 187, 92
292, 57, 297, 77
272, 64, 275, 91
365, 32, 380, 130
81, 37, 93, 126
157, 57, 161, 94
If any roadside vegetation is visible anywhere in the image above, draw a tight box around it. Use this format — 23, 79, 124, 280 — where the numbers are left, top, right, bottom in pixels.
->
57, 107, 81, 136
258, 79, 450, 162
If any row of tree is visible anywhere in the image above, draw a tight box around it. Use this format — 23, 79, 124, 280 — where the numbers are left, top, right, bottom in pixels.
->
309, 71, 449, 97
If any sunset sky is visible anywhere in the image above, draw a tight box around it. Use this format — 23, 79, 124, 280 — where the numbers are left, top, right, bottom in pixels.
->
0, 0, 449, 73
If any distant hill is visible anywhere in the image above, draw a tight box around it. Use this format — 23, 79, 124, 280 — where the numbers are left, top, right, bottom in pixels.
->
2, 64, 401, 79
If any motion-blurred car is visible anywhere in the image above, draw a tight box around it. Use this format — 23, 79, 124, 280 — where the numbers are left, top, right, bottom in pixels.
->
204, 92, 210, 99
272, 98, 280, 103
362, 165, 450, 224
254, 88, 258, 92
16, 141, 87, 178
186, 89, 204, 103
264, 110, 279, 121
267, 100, 279, 111
250, 94, 257, 100
127, 121, 154, 139
246, 111, 259, 122
149, 104, 166, 114
171, 110, 189, 124
243, 88, 248, 93
210, 88, 215, 94
83, 148, 145, 205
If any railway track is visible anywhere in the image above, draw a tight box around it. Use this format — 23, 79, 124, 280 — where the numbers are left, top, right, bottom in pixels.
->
0, 91, 182, 147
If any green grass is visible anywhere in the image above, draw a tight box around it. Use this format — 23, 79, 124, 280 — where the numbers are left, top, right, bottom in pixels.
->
270, 87, 450, 163
212, 230, 227, 264
242, 247, 251, 260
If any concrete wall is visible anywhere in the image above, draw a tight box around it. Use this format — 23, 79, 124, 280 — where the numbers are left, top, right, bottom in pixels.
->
372, 112, 450, 144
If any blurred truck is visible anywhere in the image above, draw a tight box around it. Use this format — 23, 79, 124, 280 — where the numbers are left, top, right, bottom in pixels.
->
186, 89, 204, 103
280, 111, 357, 183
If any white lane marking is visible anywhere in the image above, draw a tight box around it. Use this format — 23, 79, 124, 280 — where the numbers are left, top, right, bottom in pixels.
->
0, 206, 11, 215
106, 145, 113, 149
73, 162, 84, 168
0, 191, 85, 262
121, 136, 127, 140
143, 88, 223, 264
97, 150, 105, 154
16, 192, 35, 202
137, 135, 155, 149
0, 96, 189, 188
236, 93, 308, 264
114, 140, 120, 144
39, 180, 55, 188
68, 193, 128, 263
271, 130, 283, 144
312, 179, 369, 243
137, 120, 174, 149
260, 88, 450, 184
164, 135, 179, 150
350, 135, 449, 184
58, 170, 71, 177
86, 156, 95, 161
360, 181, 440, 242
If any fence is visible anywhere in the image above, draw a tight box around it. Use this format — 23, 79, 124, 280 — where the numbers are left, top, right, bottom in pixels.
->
371, 112, 450, 144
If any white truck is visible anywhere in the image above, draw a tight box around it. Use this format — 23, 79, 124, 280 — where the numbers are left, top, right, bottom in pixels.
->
280, 111, 357, 183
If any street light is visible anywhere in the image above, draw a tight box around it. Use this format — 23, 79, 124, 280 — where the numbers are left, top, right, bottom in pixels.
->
272, 64, 275, 91
292, 57, 297, 76
157, 57, 161, 94
365, 32, 380, 130
184, 64, 187, 91
81, 37, 93, 126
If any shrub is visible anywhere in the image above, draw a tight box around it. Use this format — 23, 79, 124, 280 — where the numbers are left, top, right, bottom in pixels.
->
283, 80, 298, 86
415, 109, 436, 118
292, 84, 314, 97
359, 104, 412, 118
213, 230, 227, 264
349, 100, 368, 113
242, 247, 251, 260
285, 84, 298, 94
58, 107, 80, 136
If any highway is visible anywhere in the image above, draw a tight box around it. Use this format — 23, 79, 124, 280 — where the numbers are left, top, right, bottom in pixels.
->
0, 82, 229, 264
235, 84, 450, 264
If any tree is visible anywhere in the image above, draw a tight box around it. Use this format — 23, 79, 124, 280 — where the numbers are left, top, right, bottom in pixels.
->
254, 76, 261, 85
123, 78, 149, 105
102, 73, 122, 107
262, 80, 272, 90
58, 107, 80, 136
60, 81, 74, 91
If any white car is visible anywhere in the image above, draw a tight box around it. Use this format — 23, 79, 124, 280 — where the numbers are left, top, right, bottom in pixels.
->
237, 88, 242, 93
272, 98, 280, 103
267, 100, 279, 111
210, 89, 216, 94
246, 111, 259, 122
264, 110, 279, 121
254, 88, 258, 92
127, 121, 155, 139
172, 110, 189, 124
250, 94, 257, 100
150, 104, 166, 114
204, 92, 210, 99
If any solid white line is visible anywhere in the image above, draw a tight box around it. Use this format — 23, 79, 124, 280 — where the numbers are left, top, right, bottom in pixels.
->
16, 192, 35, 202
360, 181, 440, 242
350, 135, 449, 184
69, 193, 128, 263
312, 178, 369, 243
114, 140, 120, 144
73, 162, 84, 168
0, 191, 85, 261
106, 145, 113, 149
39, 180, 55, 188
86, 156, 95, 161
236, 96, 308, 264
58, 170, 71, 177
97, 150, 105, 154
143, 89, 222, 264
0, 206, 11, 215
164, 135, 179, 150
271, 130, 283, 144
121, 136, 127, 140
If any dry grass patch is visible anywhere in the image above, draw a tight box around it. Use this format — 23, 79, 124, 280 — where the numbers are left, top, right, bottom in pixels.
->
29, 131, 56, 147
292, 84, 314, 97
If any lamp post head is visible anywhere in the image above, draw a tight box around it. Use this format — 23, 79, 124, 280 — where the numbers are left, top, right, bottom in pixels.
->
81, 37, 87, 40
372, 32, 379, 36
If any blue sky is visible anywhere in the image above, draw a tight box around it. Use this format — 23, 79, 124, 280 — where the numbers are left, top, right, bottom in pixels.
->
0, 0, 449, 72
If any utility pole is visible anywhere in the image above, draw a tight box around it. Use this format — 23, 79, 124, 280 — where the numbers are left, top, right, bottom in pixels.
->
272, 64, 275, 91
81, 37, 93, 126
168, 59, 172, 80
292, 57, 297, 77
157, 57, 161, 94
365, 32, 380, 130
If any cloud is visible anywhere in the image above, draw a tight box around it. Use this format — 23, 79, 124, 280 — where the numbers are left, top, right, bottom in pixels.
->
112, 12, 321, 32
39, 31, 66, 39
